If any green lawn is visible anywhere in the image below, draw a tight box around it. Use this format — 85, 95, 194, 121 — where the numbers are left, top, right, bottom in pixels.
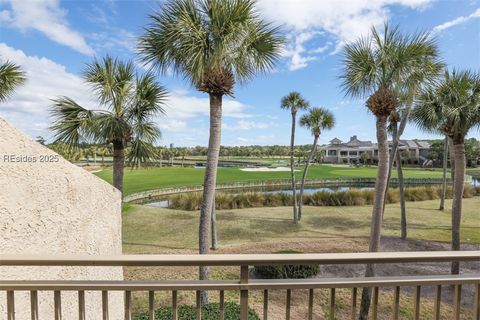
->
122, 198, 480, 253
96, 164, 445, 195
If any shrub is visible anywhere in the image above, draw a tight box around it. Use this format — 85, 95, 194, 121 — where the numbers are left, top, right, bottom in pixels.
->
133, 302, 260, 320
254, 250, 320, 279
463, 184, 475, 198
165, 184, 477, 210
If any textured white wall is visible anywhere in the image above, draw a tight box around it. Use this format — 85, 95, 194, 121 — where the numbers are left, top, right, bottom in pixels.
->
0, 118, 124, 319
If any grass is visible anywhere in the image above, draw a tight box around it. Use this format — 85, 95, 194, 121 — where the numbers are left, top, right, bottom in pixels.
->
467, 167, 480, 177
122, 198, 480, 252
123, 198, 480, 319
96, 164, 446, 195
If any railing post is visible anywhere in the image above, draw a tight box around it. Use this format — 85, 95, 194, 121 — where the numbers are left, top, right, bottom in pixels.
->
54, 291, 62, 320
78, 291, 85, 320
7, 291, 14, 320
240, 265, 249, 320
474, 284, 479, 320
30, 290, 38, 320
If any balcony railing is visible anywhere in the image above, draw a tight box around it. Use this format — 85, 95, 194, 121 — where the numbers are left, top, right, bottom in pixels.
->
1, 251, 479, 320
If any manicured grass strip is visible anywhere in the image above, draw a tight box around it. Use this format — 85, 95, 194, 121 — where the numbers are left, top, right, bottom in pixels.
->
96, 165, 445, 195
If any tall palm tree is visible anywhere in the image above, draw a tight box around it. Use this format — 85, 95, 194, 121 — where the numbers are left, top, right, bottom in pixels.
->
281, 92, 309, 224
439, 135, 448, 210
0, 61, 26, 102
340, 24, 441, 319
50, 56, 167, 195
138, 0, 283, 303
412, 69, 480, 275
384, 43, 443, 235
298, 107, 335, 220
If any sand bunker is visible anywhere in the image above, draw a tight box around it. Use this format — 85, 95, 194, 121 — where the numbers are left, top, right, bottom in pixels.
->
241, 166, 298, 172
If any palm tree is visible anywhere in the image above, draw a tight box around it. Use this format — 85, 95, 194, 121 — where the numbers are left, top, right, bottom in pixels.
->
138, 0, 283, 303
439, 135, 448, 210
340, 24, 441, 319
384, 42, 443, 236
0, 61, 26, 102
50, 56, 167, 195
281, 92, 309, 224
412, 69, 480, 275
298, 107, 335, 220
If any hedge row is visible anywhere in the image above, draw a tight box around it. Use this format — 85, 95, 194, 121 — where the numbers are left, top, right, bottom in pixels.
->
167, 184, 479, 211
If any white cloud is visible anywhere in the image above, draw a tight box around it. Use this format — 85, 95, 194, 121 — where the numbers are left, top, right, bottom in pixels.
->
223, 120, 270, 131
234, 134, 276, 146
88, 28, 136, 55
256, 0, 432, 69
0, 43, 96, 138
432, 8, 480, 34
0, 43, 254, 143
0, 0, 94, 55
157, 119, 187, 132
281, 31, 328, 71
165, 89, 253, 120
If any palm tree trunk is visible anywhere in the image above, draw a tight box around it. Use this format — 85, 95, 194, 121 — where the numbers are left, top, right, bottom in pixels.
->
298, 134, 319, 220
112, 140, 125, 196
448, 137, 455, 181
440, 135, 448, 211
290, 111, 299, 224
199, 93, 223, 304
101, 154, 105, 166
383, 109, 410, 211
359, 115, 389, 320
211, 197, 218, 250
396, 150, 407, 239
451, 140, 465, 275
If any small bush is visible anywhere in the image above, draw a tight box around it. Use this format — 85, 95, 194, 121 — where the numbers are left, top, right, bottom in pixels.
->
254, 250, 320, 279
463, 184, 475, 198
133, 302, 260, 320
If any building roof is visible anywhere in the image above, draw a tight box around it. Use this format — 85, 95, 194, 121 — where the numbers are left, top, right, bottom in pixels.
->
323, 136, 430, 150
399, 139, 430, 149
326, 135, 373, 148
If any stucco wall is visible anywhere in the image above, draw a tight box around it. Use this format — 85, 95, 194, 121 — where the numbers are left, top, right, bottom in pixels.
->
0, 118, 124, 319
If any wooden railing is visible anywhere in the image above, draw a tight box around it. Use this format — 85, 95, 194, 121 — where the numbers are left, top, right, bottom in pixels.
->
1, 251, 479, 320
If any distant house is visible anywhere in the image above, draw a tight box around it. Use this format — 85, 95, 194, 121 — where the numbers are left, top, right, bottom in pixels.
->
321, 135, 430, 165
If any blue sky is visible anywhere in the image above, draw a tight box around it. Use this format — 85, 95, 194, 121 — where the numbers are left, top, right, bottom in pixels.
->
0, 0, 479, 147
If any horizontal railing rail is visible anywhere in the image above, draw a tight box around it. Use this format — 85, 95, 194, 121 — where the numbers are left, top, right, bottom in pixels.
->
1, 251, 479, 320
1, 251, 479, 266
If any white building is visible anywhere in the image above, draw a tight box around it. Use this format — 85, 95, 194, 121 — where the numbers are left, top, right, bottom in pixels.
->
321, 135, 431, 165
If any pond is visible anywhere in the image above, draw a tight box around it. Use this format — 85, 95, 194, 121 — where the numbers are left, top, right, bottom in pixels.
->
472, 177, 480, 187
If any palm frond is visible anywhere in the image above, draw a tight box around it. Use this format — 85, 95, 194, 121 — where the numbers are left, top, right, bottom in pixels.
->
0, 61, 26, 102
413, 69, 480, 141
50, 97, 98, 147
83, 56, 135, 113
126, 71, 168, 122
299, 107, 335, 136
138, 0, 284, 95
340, 22, 442, 111
280, 91, 309, 111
